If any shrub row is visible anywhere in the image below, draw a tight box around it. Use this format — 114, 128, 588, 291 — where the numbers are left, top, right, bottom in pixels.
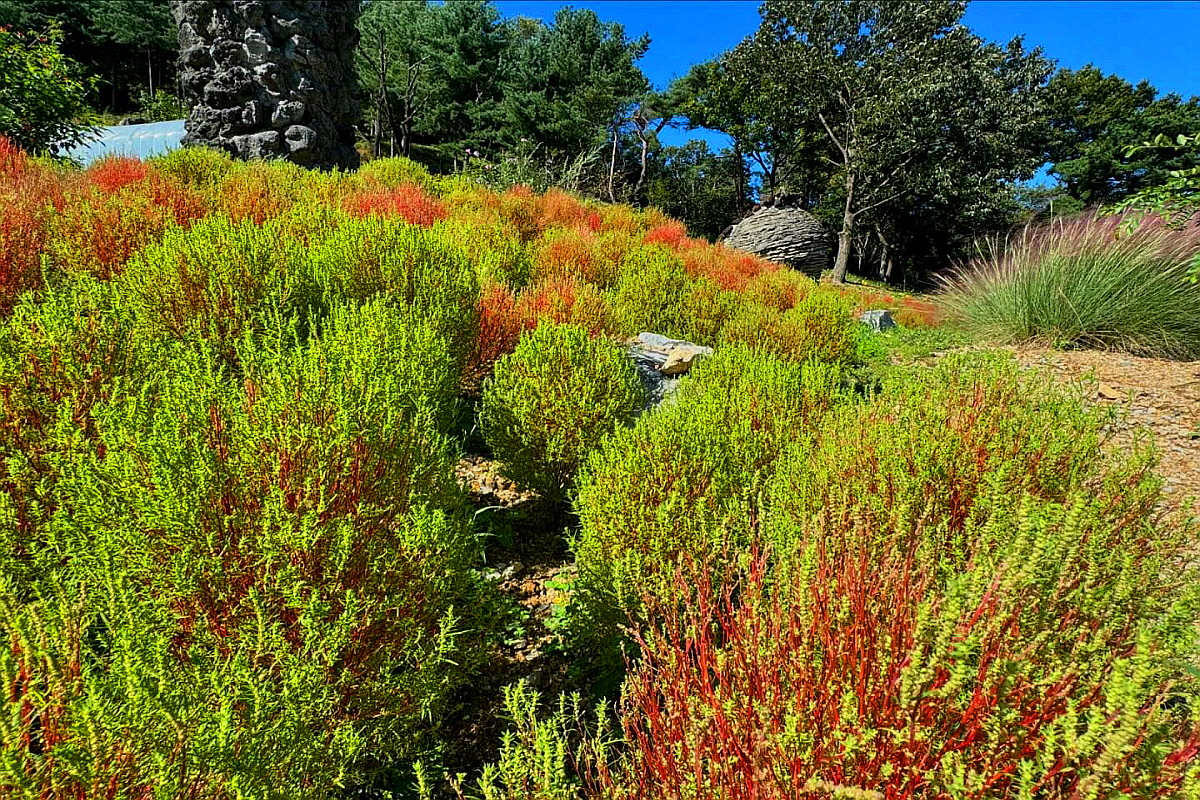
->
470, 356, 1200, 799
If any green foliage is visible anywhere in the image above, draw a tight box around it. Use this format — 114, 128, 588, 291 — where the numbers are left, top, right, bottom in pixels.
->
357, 154, 438, 191
1106, 133, 1200, 233
0, 300, 488, 796
305, 216, 480, 368
0, 25, 95, 154
718, 290, 864, 365
569, 346, 846, 657
476, 356, 1200, 798
355, 1, 650, 180
482, 323, 642, 500
723, 0, 1053, 282
1047, 65, 1200, 205
0, 0, 178, 115
941, 213, 1200, 358
644, 140, 749, 240
131, 88, 186, 122
439, 681, 614, 800
607, 245, 691, 338
116, 214, 319, 353
149, 145, 236, 189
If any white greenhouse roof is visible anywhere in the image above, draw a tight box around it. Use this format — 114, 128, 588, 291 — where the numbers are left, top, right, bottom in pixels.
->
64, 120, 186, 165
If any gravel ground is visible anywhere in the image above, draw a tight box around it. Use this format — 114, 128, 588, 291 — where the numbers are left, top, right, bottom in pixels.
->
1004, 346, 1200, 506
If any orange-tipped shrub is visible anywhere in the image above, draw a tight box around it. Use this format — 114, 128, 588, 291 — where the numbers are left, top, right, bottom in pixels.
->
88, 155, 150, 194
0, 135, 28, 177
497, 184, 544, 243
531, 227, 600, 284
472, 281, 531, 380
538, 188, 594, 231
518, 274, 613, 335
643, 220, 689, 250
742, 267, 814, 310
0, 203, 49, 311
347, 183, 448, 227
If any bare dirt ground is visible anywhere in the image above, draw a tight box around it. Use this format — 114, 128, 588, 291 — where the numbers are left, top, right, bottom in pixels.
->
1004, 346, 1200, 506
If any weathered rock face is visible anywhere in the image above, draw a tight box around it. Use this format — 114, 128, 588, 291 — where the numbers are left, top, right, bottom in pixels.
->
625, 332, 714, 415
172, 0, 361, 170
722, 195, 833, 279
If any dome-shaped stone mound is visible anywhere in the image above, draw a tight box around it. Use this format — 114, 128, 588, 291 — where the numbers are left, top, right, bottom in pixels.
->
722, 196, 832, 279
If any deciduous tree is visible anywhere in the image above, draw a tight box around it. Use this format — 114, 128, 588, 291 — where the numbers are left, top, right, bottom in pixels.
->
737, 0, 1052, 282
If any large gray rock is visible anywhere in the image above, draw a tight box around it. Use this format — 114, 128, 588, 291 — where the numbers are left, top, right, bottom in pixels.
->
171, 0, 361, 170
722, 195, 833, 279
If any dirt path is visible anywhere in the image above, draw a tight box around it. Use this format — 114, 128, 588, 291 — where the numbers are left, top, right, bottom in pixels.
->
1004, 347, 1200, 505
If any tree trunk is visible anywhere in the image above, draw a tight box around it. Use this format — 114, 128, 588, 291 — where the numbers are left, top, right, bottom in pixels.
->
831, 173, 855, 283
876, 224, 891, 281
607, 124, 618, 203
632, 127, 649, 203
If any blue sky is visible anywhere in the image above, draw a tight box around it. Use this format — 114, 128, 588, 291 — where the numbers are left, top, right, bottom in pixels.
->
495, 0, 1200, 153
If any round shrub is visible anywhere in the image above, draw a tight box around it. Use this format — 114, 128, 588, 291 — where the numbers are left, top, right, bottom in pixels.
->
569, 346, 846, 653
355, 155, 437, 192
482, 323, 643, 499
149, 145, 234, 190
608, 244, 691, 338
305, 216, 479, 369
0, 301, 487, 796
719, 290, 861, 364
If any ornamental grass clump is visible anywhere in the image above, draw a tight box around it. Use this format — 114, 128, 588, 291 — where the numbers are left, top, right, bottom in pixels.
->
941, 212, 1200, 358
482, 323, 642, 501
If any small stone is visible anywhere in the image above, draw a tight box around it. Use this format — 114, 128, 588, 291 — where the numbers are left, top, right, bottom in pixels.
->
859, 309, 896, 332
1097, 382, 1122, 400
660, 344, 712, 376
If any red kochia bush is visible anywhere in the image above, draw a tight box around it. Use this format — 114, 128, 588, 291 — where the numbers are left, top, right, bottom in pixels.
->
471, 281, 531, 380
347, 183, 447, 226
643, 220, 689, 249
617, 535, 1200, 800
88, 155, 150, 193
0, 136, 28, 177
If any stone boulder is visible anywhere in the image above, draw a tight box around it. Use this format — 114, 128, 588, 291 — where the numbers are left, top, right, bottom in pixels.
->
625, 332, 713, 415
171, 0, 361, 170
721, 194, 833, 279
859, 309, 897, 332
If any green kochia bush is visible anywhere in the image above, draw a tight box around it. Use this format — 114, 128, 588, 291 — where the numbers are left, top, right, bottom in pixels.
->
765, 353, 1117, 560
305, 217, 479, 369
607, 245, 691, 339
0, 278, 166, 592
482, 323, 643, 500
569, 346, 846, 653
0, 301, 488, 796
116, 212, 324, 351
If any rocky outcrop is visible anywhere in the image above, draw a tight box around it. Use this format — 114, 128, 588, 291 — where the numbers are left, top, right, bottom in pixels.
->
171, 0, 361, 170
721, 194, 832, 279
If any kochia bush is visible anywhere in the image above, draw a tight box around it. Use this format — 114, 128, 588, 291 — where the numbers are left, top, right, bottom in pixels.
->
482, 323, 643, 500
0, 301, 488, 795
569, 346, 846, 657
